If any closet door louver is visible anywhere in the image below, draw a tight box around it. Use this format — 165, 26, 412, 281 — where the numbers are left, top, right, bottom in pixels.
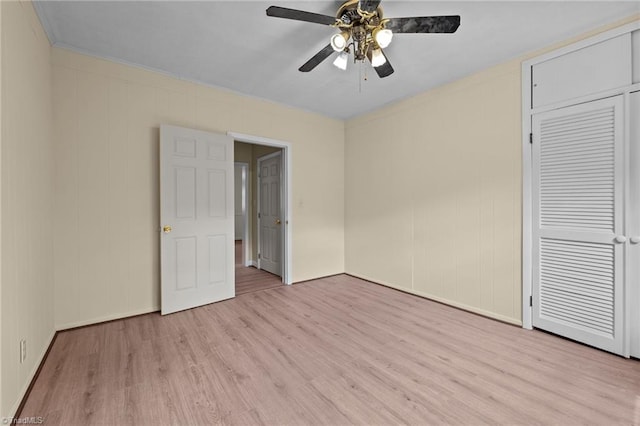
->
532, 96, 624, 355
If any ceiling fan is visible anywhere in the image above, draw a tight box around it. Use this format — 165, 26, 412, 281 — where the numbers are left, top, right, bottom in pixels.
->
266, 0, 460, 78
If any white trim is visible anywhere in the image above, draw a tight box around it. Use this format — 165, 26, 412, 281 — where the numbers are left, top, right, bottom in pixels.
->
522, 59, 533, 330
623, 91, 632, 358
628, 90, 640, 358
228, 132, 293, 285
531, 83, 640, 116
234, 162, 250, 267
521, 21, 639, 333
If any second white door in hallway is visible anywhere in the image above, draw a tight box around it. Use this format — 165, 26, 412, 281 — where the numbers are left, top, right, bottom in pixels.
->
258, 152, 282, 276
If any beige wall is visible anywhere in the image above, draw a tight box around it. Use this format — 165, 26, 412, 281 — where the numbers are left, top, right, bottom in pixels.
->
234, 141, 253, 163
346, 61, 523, 324
1, 0, 55, 417
52, 48, 345, 329
345, 14, 640, 326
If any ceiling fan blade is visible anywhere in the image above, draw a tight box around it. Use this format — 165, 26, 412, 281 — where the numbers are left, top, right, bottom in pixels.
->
358, 0, 382, 13
266, 6, 337, 26
386, 15, 460, 33
299, 44, 335, 72
367, 49, 394, 78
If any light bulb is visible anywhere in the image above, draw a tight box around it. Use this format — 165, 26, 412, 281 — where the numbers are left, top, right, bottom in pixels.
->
373, 28, 393, 48
371, 48, 387, 67
330, 32, 349, 52
333, 51, 349, 70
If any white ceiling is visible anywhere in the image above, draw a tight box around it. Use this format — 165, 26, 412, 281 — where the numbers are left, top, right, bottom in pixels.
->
34, 1, 639, 119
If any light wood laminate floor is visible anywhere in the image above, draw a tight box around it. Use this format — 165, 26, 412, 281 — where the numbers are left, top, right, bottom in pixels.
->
235, 241, 283, 296
21, 275, 640, 425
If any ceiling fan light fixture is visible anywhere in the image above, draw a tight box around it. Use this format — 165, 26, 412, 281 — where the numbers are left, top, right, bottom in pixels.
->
330, 31, 350, 52
373, 28, 393, 48
370, 48, 386, 67
266, 1, 461, 78
333, 51, 349, 70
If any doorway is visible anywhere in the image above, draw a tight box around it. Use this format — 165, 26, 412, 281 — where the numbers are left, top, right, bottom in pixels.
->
231, 132, 292, 294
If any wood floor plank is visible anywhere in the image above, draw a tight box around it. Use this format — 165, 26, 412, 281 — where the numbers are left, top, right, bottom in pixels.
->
20, 274, 640, 425
234, 241, 283, 295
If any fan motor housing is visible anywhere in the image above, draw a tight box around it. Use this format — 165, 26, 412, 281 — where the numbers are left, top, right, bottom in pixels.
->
336, 0, 383, 26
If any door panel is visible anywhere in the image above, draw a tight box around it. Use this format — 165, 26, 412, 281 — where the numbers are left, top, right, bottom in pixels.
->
175, 167, 196, 219
532, 96, 624, 355
532, 34, 631, 108
175, 237, 197, 290
160, 125, 234, 315
208, 170, 226, 218
259, 153, 282, 276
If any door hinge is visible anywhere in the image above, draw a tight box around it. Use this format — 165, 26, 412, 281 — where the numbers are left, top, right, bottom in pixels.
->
529, 295, 533, 307
258, 253, 261, 259
258, 212, 261, 219
529, 133, 533, 144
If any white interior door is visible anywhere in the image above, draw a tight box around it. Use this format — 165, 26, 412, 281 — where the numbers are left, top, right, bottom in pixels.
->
160, 125, 234, 315
258, 152, 282, 276
630, 91, 640, 358
532, 96, 625, 355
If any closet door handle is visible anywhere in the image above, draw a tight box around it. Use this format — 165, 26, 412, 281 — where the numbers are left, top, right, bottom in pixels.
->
630, 237, 640, 245
614, 235, 627, 244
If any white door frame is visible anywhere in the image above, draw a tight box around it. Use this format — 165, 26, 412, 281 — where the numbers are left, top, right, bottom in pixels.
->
234, 161, 250, 267
228, 131, 292, 285
521, 22, 639, 357
257, 151, 283, 276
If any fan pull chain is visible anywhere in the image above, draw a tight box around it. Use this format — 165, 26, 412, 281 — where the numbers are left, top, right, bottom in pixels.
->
358, 61, 368, 93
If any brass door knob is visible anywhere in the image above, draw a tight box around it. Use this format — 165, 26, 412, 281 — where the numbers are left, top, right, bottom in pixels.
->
275, 219, 281, 225
163, 225, 172, 233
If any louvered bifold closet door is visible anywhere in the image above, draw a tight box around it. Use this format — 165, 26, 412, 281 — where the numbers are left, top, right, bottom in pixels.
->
532, 96, 624, 355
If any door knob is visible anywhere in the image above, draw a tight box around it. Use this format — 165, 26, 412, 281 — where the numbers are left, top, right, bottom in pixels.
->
631, 237, 640, 244
614, 235, 627, 243
163, 225, 172, 234
275, 219, 281, 225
